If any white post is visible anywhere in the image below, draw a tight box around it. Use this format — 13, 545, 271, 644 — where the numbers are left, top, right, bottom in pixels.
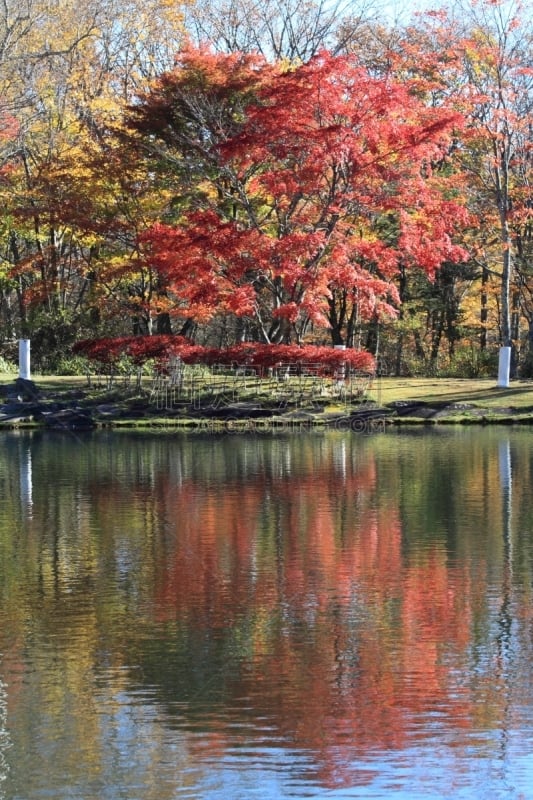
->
19, 339, 31, 380
497, 346, 511, 388
334, 344, 346, 383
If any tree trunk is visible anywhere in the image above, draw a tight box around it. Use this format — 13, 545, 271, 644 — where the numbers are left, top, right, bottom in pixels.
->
327, 290, 346, 345
500, 222, 512, 348
480, 265, 488, 351
156, 313, 172, 334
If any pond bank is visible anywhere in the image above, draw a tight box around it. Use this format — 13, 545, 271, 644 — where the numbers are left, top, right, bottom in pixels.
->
2, 377, 533, 430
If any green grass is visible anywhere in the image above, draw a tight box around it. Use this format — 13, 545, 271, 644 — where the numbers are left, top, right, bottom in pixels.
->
1, 374, 89, 390
367, 377, 533, 409
4, 373, 533, 413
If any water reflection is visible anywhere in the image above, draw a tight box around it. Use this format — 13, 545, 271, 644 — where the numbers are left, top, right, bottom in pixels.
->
18, 441, 33, 517
0, 678, 9, 800
1, 429, 533, 798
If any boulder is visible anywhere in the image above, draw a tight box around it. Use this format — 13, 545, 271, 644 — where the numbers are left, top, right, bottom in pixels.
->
14, 378, 40, 401
43, 408, 95, 430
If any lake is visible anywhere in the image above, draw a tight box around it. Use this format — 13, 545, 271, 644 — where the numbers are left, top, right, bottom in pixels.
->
1, 427, 533, 799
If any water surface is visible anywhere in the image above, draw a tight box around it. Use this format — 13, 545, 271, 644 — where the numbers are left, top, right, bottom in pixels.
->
1, 428, 533, 799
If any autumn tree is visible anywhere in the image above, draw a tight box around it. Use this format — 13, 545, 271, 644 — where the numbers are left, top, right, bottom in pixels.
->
183, 0, 380, 61
127, 46, 470, 345
0, 0, 188, 365
457, 0, 533, 382
393, 1, 533, 379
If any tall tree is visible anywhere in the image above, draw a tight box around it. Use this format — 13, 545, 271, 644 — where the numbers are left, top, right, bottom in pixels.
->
0, 0, 188, 361
396, 1, 533, 381
182, 0, 380, 62
457, 0, 532, 383
128, 47, 470, 344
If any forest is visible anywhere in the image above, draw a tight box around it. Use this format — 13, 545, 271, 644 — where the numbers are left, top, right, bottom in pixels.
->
0, 0, 531, 378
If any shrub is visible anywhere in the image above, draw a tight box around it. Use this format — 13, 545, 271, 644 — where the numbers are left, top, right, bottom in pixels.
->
53, 354, 94, 376
447, 347, 497, 378
0, 355, 17, 374
73, 337, 376, 375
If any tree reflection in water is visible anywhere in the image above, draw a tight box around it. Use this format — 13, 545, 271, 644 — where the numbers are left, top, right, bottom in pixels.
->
0, 429, 533, 797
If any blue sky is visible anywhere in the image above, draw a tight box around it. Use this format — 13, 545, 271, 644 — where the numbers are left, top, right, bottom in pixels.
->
382, 0, 441, 22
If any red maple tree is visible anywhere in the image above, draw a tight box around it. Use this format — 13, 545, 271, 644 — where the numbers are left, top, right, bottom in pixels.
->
130, 47, 471, 344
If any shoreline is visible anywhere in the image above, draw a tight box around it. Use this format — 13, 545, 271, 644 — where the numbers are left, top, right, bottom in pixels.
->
3, 375, 533, 431
2, 404, 533, 431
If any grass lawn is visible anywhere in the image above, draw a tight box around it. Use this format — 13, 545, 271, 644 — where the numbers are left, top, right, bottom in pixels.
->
3, 372, 533, 410
1, 374, 89, 391
366, 377, 533, 409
